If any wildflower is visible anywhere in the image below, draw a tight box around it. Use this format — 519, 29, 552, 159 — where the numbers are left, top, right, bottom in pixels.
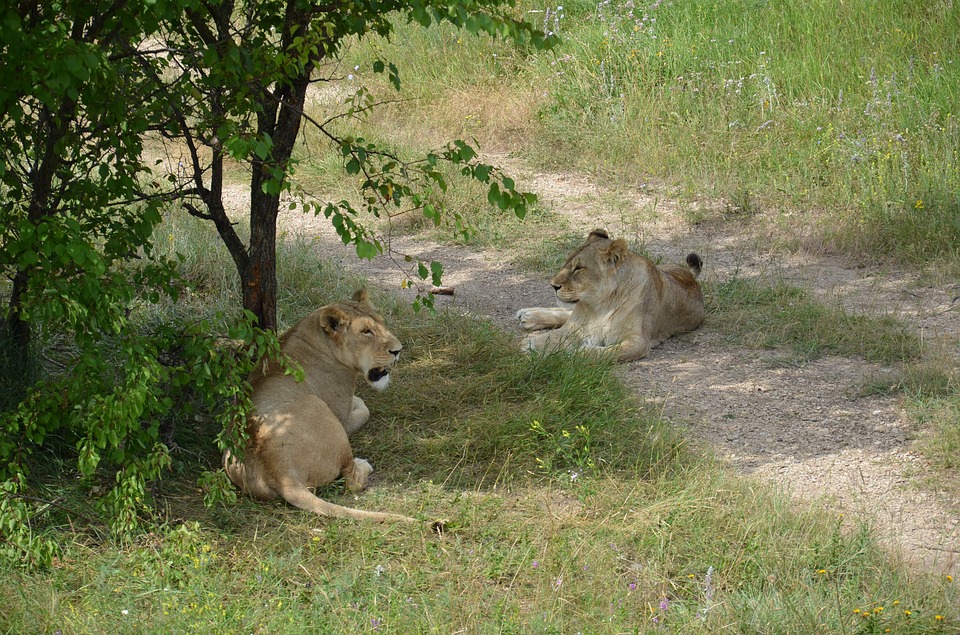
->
936, 615, 945, 621
374, 564, 385, 577
904, 610, 912, 616
915, 199, 924, 209
555, 577, 563, 589
628, 582, 636, 591
371, 617, 382, 631
121, 609, 129, 616
854, 609, 861, 614
817, 569, 827, 575
659, 598, 669, 612
687, 574, 695, 579
947, 575, 954, 583
532, 560, 539, 569
874, 606, 884, 613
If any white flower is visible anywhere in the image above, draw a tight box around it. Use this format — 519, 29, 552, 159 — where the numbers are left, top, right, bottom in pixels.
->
121, 609, 129, 616
348, 74, 354, 80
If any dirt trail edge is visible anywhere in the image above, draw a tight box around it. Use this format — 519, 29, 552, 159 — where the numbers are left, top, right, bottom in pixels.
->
261, 162, 959, 575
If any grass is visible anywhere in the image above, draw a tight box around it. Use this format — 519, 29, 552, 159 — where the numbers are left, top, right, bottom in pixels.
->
6, 217, 959, 632
706, 275, 922, 364
329, 0, 960, 266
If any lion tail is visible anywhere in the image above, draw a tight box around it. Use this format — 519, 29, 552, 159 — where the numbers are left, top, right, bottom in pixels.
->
685, 253, 703, 278
282, 486, 418, 524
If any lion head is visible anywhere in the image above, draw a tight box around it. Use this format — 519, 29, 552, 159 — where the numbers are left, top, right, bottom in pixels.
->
550, 229, 632, 306
318, 289, 402, 391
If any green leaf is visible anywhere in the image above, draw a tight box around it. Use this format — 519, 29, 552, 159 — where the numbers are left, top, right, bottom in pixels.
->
429, 261, 444, 286
355, 239, 379, 260
473, 164, 491, 182
19, 250, 38, 266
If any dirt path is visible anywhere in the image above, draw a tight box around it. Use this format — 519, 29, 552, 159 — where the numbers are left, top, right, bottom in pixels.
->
266, 162, 960, 575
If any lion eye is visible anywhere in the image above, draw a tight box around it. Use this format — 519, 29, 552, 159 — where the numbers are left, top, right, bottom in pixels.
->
361, 328, 373, 335
573, 265, 584, 273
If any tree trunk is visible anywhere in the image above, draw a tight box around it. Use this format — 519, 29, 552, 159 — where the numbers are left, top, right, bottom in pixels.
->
243, 194, 278, 333
242, 56, 312, 332
4, 270, 31, 365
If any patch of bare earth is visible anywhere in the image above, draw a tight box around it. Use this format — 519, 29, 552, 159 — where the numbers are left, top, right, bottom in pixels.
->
232, 159, 960, 575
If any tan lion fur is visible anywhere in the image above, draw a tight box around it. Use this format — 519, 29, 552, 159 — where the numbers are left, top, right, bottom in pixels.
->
223, 289, 415, 523
516, 229, 704, 362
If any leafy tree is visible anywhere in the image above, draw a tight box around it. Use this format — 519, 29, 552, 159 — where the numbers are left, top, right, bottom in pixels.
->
0, 0, 550, 566
142, 0, 551, 329
0, 0, 267, 565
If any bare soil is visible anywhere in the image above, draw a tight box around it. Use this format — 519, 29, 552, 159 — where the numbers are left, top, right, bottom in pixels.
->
260, 159, 960, 575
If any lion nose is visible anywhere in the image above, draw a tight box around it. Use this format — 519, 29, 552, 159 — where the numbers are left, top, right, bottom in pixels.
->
551, 284, 561, 292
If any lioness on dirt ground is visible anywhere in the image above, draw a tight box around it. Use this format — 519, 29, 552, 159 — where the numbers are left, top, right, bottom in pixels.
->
517, 229, 704, 362
223, 289, 416, 523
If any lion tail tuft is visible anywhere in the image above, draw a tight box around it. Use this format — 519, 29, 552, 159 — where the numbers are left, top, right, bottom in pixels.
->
685, 253, 703, 278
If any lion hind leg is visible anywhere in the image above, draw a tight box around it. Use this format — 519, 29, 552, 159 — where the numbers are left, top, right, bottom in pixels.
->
343, 457, 373, 492
606, 336, 651, 362
516, 307, 571, 331
223, 449, 279, 500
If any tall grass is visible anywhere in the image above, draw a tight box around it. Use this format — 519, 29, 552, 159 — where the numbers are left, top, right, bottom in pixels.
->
337, 0, 960, 265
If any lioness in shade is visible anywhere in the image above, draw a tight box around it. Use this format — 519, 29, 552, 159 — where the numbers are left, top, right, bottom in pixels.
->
223, 289, 414, 523
516, 229, 704, 362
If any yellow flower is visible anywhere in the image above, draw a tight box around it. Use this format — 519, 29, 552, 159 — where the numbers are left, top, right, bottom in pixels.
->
947, 575, 954, 583
688, 574, 695, 579
893, 601, 900, 606
853, 608, 861, 614
915, 199, 924, 209
816, 569, 826, 575
874, 607, 884, 613
904, 610, 911, 616
936, 615, 944, 621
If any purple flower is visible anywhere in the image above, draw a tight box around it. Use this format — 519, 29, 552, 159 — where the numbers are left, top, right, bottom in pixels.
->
628, 582, 637, 591
659, 597, 669, 612
532, 560, 539, 569
371, 617, 382, 631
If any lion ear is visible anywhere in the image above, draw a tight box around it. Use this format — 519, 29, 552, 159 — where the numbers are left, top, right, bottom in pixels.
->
604, 239, 629, 267
587, 229, 610, 242
351, 288, 374, 308
351, 288, 369, 303
319, 306, 350, 335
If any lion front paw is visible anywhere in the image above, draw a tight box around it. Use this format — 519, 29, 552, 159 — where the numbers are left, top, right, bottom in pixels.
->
516, 308, 534, 329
